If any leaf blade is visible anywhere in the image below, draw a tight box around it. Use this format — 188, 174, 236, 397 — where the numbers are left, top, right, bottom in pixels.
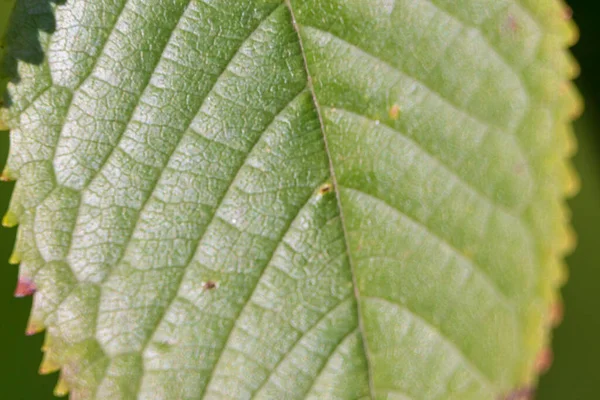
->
1, 0, 578, 399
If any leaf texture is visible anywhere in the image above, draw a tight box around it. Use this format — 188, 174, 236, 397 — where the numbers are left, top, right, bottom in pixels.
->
0, 0, 581, 399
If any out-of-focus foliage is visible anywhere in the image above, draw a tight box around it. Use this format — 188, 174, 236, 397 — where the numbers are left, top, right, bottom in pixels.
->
1, 0, 16, 101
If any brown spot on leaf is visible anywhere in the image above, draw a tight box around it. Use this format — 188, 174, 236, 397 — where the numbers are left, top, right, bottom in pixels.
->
563, 6, 573, 20
388, 104, 401, 120
202, 281, 218, 290
513, 161, 527, 176
318, 183, 333, 195
506, 14, 519, 33
15, 277, 36, 297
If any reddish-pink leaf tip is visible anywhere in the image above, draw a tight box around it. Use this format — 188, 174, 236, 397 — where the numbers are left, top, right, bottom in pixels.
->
535, 347, 554, 374
14, 277, 36, 298
25, 325, 43, 336
550, 301, 564, 327
502, 387, 535, 400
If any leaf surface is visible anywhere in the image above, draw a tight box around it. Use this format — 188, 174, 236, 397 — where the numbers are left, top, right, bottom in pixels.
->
1, 1, 580, 399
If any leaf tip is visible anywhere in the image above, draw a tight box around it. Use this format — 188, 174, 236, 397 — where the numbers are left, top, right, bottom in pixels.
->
25, 324, 44, 336
565, 163, 580, 197
562, 82, 584, 120
501, 387, 535, 400
562, 4, 573, 21
561, 223, 578, 256
14, 277, 36, 297
556, 261, 569, 286
39, 353, 61, 375
534, 347, 554, 375
2, 210, 18, 227
0, 170, 13, 182
8, 251, 21, 265
550, 301, 564, 328
54, 375, 70, 397
25, 312, 45, 336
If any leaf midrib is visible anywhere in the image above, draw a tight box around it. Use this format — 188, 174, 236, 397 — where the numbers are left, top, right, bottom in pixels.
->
283, 1, 377, 399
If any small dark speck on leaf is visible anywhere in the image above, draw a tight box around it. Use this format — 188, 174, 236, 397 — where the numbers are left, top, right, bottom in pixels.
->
513, 162, 528, 175
318, 182, 333, 195
202, 281, 218, 290
507, 14, 519, 32
389, 104, 401, 120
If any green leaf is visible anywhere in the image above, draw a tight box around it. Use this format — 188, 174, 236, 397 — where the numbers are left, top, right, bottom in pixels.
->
1, 1, 581, 399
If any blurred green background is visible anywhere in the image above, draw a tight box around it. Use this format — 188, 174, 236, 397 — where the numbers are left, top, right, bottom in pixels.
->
0, 1, 598, 399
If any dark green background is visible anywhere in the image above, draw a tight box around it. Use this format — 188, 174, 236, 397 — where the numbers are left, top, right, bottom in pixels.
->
0, 1, 598, 399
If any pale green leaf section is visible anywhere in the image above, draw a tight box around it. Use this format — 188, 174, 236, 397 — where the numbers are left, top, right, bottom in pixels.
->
0, 0, 580, 399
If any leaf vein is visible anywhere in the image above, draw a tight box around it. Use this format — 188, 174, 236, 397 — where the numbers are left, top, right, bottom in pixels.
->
298, 24, 534, 184
250, 296, 354, 398
340, 185, 514, 307
363, 295, 497, 394
327, 106, 521, 217
285, 1, 377, 399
